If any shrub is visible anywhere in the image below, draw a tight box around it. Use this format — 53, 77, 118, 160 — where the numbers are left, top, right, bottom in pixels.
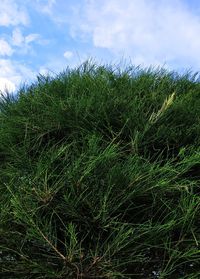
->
1, 60, 200, 278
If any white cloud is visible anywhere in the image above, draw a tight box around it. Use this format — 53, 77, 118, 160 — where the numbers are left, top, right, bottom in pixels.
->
0, 0, 29, 26
0, 59, 36, 94
39, 67, 50, 76
39, 50, 89, 76
43, 0, 56, 14
12, 28, 40, 47
64, 51, 73, 59
34, 0, 56, 15
12, 28, 24, 46
0, 77, 16, 93
25, 33, 40, 44
66, 0, 200, 69
0, 39, 13, 56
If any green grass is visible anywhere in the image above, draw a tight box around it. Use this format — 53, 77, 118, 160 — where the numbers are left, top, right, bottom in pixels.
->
1, 59, 200, 278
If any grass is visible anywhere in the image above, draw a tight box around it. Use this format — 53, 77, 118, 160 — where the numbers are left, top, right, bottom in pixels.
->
0, 59, 200, 278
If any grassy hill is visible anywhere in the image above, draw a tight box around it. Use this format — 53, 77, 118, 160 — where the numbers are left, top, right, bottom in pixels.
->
1, 60, 200, 278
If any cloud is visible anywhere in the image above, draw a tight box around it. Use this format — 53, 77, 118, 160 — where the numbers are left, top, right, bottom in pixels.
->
0, 0, 29, 26
0, 39, 14, 56
0, 59, 36, 94
0, 77, 16, 93
12, 28, 40, 47
12, 28, 24, 46
0, 1, 43, 94
39, 67, 50, 76
34, 0, 56, 15
25, 33, 40, 44
42, 0, 56, 14
64, 51, 73, 59
38, 50, 90, 77
66, 0, 200, 70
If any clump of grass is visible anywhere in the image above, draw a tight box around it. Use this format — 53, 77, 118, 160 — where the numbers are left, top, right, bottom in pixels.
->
1, 59, 200, 278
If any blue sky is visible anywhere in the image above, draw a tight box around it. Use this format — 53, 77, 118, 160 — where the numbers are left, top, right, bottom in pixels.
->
1, 0, 200, 93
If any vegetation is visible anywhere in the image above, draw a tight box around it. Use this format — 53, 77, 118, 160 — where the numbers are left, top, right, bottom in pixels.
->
1, 60, 200, 278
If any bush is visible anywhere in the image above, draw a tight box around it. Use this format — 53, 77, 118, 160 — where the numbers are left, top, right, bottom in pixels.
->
1, 60, 200, 278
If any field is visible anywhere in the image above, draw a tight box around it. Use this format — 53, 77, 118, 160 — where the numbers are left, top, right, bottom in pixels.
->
1, 60, 200, 278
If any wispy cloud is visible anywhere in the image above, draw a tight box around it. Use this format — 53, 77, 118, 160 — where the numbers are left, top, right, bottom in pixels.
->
63, 50, 73, 59
0, 59, 36, 94
12, 28, 24, 46
12, 28, 40, 47
0, 0, 49, 95
0, 77, 16, 93
25, 33, 40, 44
34, 0, 56, 15
0, 0, 29, 26
65, 0, 200, 70
0, 39, 13, 56
0, 1, 38, 94
1, 0, 200, 95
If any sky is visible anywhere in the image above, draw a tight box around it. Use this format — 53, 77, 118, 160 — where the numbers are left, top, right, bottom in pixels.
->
1, 0, 200, 94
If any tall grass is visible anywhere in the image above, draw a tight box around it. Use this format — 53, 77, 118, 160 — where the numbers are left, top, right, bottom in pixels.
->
1, 60, 200, 278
